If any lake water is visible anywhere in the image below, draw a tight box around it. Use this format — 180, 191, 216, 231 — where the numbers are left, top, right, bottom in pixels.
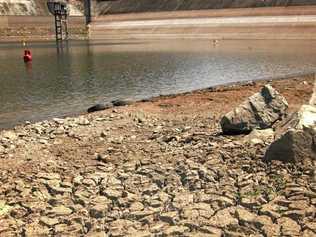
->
1, 39, 316, 129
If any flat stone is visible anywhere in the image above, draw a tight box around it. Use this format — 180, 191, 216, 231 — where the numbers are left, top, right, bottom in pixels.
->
24, 222, 50, 237
278, 217, 301, 236
0, 200, 11, 216
77, 118, 90, 126
129, 202, 144, 212
129, 210, 156, 220
244, 128, 274, 145
283, 210, 306, 221
90, 204, 107, 218
163, 225, 189, 235
172, 192, 194, 209
37, 173, 60, 180
2, 131, 18, 141
235, 208, 256, 223
159, 211, 179, 225
49, 205, 73, 216
103, 189, 122, 200
39, 216, 59, 227
259, 203, 281, 221
86, 231, 108, 237
305, 222, 316, 232
209, 208, 238, 228
199, 226, 222, 236
303, 229, 316, 237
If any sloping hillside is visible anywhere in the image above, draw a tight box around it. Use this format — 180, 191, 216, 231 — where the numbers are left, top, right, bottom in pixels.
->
96, 0, 316, 15
0, 0, 84, 16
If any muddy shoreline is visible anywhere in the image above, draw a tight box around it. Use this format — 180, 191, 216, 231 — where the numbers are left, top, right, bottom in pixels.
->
0, 74, 315, 236
1, 72, 314, 131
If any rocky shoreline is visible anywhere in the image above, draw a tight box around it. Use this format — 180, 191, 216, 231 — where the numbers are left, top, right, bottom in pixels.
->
0, 75, 315, 236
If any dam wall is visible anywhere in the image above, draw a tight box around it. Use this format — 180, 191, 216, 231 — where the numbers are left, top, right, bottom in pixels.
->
0, 0, 83, 16
94, 0, 316, 15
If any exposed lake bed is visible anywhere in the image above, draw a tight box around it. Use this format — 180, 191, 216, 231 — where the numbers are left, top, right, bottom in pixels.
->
0, 74, 315, 236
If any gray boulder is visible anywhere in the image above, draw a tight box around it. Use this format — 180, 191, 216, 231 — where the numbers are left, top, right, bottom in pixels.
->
220, 84, 288, 134
264, 105, 316, 163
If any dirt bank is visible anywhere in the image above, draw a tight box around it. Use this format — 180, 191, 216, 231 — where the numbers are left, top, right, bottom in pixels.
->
0, 75, 315, 236
0, 16, 87, 42
90, 6, 316, 40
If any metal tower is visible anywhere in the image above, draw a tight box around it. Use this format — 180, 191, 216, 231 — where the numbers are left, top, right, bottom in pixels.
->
47, 0, 69, 42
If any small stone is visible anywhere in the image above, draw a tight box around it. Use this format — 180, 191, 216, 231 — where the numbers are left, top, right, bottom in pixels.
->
73, 175, 83, 185
77, 118, 90, 126
90, 204, 107, 218
129, 210, 155, 220
303, 229, 316, 237
2, 131, 18, 141
289, 200, 310, 210
235, 208, 256, 223
129, 202, 144, 212
39, 139, 48, 145
159, 211, 179, 225
163, 225, 189, 235
172, 192, 194, 209
24, 222, 50, 236
87, 103, 112, 113
0, 200, 11, 216
209, 208, 238, 228
278, 217, 301, 236
259, 203, 281, 221
103, 189, 122, 200
244, 129, 274, 145
54, 127, 65, 135
199, 226, 222, 236
283, 210, 306, 221
49, 205, 73, 216
305, 222, 316, 233
38, 173, 60, 180
39, 216, 59, 227
86, 231, 108, 237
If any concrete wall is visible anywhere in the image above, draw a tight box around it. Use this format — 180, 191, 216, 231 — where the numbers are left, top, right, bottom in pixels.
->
0, 0, 84, 16
94, 0, 316, 15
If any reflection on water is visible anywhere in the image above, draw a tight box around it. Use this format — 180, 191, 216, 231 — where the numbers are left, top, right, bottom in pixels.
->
0, 39, 316, 129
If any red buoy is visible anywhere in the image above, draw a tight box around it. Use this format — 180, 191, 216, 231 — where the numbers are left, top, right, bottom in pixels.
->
23, 50, 32, 63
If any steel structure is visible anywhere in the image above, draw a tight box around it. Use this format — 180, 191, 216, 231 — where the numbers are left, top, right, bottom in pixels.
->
47, 0, 69, 41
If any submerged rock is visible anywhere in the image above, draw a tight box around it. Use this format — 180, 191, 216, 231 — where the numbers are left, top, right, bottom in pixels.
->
111, 99, 133, 107
87, 103, 113, 113
220, 84, 288, 134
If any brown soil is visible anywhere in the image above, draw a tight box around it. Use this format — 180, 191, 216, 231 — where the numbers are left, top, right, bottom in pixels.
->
0, 74, 315, 236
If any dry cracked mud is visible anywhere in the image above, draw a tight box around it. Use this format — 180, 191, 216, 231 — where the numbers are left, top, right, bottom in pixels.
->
0, 75, 315, 236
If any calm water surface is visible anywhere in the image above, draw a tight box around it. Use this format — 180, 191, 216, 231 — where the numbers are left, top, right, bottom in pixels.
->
0, 39, 316, 129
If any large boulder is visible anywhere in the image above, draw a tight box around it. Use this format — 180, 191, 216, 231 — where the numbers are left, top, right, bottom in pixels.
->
220, 85, 288, 134
264, 105, 316, 163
